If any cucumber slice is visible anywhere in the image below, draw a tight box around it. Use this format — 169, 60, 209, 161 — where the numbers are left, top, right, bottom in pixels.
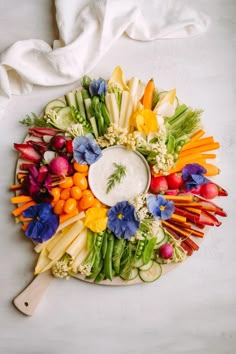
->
155, 256, 167, 264
139, 260, 153, 271
65, 91, 77, 107
139, 261, 162, 283
134, 258, 144, 268
55, 107, 76, 130
45, 99, 66, 115
120, 267, 139, 281
154, 228, 166, 249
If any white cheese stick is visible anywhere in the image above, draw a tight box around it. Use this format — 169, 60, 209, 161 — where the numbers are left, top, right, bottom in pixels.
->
66, 228, 88, 259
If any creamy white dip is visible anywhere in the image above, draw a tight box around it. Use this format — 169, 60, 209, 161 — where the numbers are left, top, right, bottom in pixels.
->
88, 146, 150, 206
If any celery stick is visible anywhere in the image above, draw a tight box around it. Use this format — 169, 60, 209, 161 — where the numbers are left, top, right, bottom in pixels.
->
167, 104, 188, 125
90, 116, 99, 138
75, 89, 86, 118
48, 220, 84, 261
65, 91, 77, 107
84, 98, 92, 119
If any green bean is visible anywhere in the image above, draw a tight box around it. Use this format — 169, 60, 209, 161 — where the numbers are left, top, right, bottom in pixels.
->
104, 233, 114, 281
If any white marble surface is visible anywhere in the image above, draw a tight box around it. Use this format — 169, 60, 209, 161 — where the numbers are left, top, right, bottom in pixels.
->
0, 1, 235, 353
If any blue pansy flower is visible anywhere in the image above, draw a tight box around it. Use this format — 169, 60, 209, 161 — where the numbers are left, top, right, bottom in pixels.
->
108, 201, 140, 239
23, 203, 59, 243
89, 78, 107, 97
73, 134, 102, 165
182, 163, 209, 190
147, 194, 174, 220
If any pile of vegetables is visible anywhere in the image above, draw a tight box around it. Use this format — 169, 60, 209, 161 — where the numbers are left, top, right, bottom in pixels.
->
10, 66, 228, 284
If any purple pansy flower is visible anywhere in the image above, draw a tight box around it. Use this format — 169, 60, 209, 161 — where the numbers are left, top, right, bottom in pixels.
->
73, 134, 102, 165
23, 203, 59, 243
182, 163, 209, 191
108, 201, 140, 239
22, 165, 53, 203
89, 79, 107, 97
147, 194, 174, 220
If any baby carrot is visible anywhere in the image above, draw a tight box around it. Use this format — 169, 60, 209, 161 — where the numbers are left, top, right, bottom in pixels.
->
143, 79, 155, 110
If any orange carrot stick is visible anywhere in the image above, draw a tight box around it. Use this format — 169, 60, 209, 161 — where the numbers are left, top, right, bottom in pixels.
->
143, 79, 155, 110
189, 129, 205, 142
170, 213, 187, 223
12, 201, 36, 217
185, 207, 202, 215
11, 195, 32, 204
162, 220, 192, 238
10, 184, 22, 191
181, 136, 214, 152
164, 195, 194, 202
21, 223, 29, 232
179, 142, 220, 158
59, 208, 79, 224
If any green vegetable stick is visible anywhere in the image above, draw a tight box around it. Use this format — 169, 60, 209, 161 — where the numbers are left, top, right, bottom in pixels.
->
104, 233, 114, 281
142, 237, 157, 265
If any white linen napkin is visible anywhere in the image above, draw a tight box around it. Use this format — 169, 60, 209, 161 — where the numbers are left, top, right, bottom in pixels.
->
0, 0, 210, 117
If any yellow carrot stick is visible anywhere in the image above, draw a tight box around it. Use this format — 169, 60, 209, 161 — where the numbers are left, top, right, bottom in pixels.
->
181, 136, 214, 152
185, 207, 202, 215
11, 195, 32, 204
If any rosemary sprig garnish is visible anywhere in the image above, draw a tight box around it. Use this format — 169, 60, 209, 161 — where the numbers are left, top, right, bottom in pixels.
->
106, 163, 127, 194
19, 113, 52, 127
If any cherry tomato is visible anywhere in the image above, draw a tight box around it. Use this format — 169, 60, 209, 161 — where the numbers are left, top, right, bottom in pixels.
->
79, 193, 94, 210
66, 139, 73, 153
73, 172, 88, 190
91, 198, 102, 208
50, 187, 61, 203
73, 162, 89, 173
53, 199, 65, 215
60, 188, 71, 200
70, 186, 82, 200
60, 176, 73, 189
64, 198, 77, 214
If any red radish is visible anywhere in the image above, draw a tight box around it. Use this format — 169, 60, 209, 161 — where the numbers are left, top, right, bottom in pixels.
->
51, 135, 66, 150
66, 139, 73, 153
166, 173, 184, 189
149, 176, 168, 194
49, 156, 69, 176
159, 244, 173, 259
14, 143, 41, 163
29, 127, 60, 137
200, 183, 218, 199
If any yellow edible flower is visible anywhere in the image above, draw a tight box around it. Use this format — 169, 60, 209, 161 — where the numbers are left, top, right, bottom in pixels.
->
130, 108, 158, 135
108, 66, 129, 91
84, 207, 108, 233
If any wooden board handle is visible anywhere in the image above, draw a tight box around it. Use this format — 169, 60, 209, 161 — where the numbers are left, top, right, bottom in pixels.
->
13, 271, 53, 316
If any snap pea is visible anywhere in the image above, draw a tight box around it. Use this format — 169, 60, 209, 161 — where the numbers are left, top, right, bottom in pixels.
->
135, 239, 146, 259
102, 231, 108, 259
95, 271, 105, 283
87, 229, 95, 251
87, 258, 103, 280
104, 233, 114, 281
112, 238, 126, 274
142, 237, 157, 265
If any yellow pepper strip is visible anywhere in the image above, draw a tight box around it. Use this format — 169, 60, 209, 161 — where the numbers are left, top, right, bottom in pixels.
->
84, 207, 108, 233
